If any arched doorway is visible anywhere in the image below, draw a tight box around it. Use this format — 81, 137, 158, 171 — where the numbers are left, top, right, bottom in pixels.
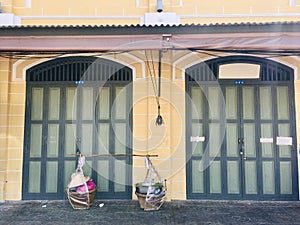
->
186, 56, 298, 200
22, 56, 133, 200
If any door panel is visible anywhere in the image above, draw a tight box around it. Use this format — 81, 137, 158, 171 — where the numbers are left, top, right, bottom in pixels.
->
259, 87, 272, 120
208, 87, 221, 120
98, 123, 110, 154
28, 162, 41, 193
66, 88, 77, 120
97, 160, 109, 192
81, 124, 93, 155
227, 161, 240, 194
48, 88, 60, 120
47, 124, 59, 157
114, 160, 127, 192
261, 123, 273, 157
278, 124, 291, 158
192, 124, 204, 156
225, 87, 237, 120
23, 83, 132, 200
277, 86, 290, 120
209, 123, 221, 157
64, 161, 75, 188
262, 161, 275, 194
31, 88, 43, 120
191, 87, 203, 119
82, 87, 94, 120
46, 161, 58, 193
95, 85, 132, 199
210, 161, 222, 193
65, 124, 76, 156
280, 162, 292, 194
226, 123, 238, 157
243, 123, 256, 157
115, 87, 127, 119
99, 87, 110, 119
30, 124, 42, 157
192, 160, 204, 193
187, 82, 298, 200
242, 87, 255, 120
244, 161, 257, 194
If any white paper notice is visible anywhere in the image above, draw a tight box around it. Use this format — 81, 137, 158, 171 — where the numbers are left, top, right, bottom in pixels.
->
190, 136, 205, 143
260, 138, 273, 143
276, 136, 293, 146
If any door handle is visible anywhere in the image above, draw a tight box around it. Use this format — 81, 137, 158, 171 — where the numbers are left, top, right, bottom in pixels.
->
238, 138, 244, 155
238, 138, 244, 145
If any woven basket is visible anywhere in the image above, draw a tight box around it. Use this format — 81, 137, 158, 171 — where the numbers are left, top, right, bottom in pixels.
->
135, 157, 166, 211
67, 187, 96, 210
135, 191, 165, 211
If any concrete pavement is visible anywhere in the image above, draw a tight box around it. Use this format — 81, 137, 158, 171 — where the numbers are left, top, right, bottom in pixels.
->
1, 200, 300, 224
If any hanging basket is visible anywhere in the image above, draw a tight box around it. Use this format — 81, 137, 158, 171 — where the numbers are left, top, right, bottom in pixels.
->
135, 183, 166, 211
135, 182, 163, 194
66, 155, 97, 210
67, 187, 97, 210
135, 157, 166, 211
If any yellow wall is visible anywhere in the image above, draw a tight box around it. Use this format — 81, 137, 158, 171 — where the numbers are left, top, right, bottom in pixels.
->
1, 52, 300, 201
296, 80, 300, 141
0, 0, 300, 202
132, 53, 187, 200
0, 57, 25, 201
0, 0, 299, 25
0, 52, 188, 201
295, 78, 300, 196
107, 50, 187, 200
0, 57, 9, 202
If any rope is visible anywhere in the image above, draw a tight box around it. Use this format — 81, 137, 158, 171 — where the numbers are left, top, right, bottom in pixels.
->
73, 154, 90, 208
143, 157, 166, 210
145, 50, 160, 107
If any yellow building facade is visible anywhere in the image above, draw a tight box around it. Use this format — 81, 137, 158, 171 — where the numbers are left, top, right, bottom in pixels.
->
0, 0, 300, 202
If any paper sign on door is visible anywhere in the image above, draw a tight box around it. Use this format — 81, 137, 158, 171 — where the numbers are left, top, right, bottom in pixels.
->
260, 138, 273, 143
190, 136, 205, 142
276, 136, 293, 146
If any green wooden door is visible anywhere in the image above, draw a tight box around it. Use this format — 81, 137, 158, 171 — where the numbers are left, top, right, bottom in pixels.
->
225, 85, 258, 197
187, 84, 224, 197
22, 57, 132, 200
187, 83, 298, 200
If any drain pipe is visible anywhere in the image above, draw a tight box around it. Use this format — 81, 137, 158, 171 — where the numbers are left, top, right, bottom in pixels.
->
157, 0, 163, 12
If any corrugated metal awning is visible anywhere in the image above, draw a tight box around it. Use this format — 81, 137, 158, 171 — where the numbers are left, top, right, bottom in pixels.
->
0, 22, 300, 53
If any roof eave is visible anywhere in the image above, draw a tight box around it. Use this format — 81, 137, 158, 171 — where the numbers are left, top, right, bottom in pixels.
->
0, 22, 300, 36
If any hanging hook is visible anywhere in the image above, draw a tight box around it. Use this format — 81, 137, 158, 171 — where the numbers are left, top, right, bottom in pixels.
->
156, 105, 163, 126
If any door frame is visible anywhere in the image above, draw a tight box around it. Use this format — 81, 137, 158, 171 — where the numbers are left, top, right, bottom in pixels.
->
186, 56, 298, 200
22, 56, 133, 200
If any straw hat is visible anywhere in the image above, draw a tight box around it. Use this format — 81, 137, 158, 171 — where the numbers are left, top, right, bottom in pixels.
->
68, 173, 90, 188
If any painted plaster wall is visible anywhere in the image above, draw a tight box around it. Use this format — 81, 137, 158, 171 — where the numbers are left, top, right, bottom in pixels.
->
132, 53, 185, 200
296, 82, 300, 141
1, 53, 300, 201
0, 57, 25, 201
0, 0, 300, 202
132, 57, 186, 200
0, 57, 9, 202
294, 78, 300, 199
0, 0, 299, 25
